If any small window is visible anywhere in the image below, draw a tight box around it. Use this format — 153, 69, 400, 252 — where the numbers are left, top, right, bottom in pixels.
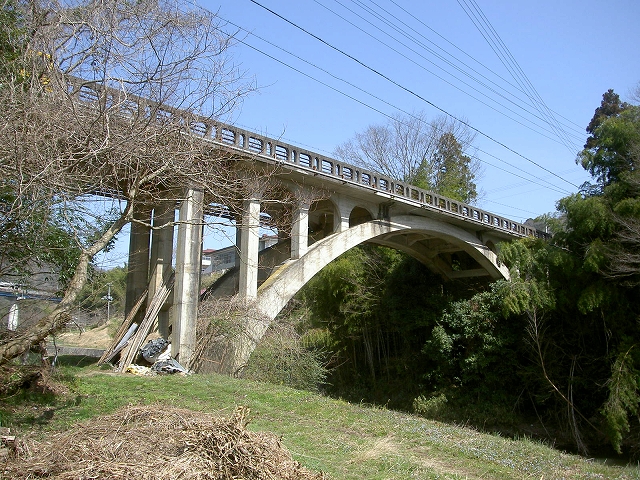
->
275, 145, 288, 161
190, 122, 207, 136
299, 153, 311, 167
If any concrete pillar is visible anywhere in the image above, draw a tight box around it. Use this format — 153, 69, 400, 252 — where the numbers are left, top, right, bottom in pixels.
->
238, 197, 260, 301
336, 214, 350, 233
333, 195, 353, 232
234, 219, 242, 269
148, 202, 175, 339
124, 206, 151, 324
291, 202, 309, 259
172, 188, 204, 368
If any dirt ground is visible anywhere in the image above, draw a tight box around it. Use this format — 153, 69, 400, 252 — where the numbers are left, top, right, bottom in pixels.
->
54, 322, 113, 349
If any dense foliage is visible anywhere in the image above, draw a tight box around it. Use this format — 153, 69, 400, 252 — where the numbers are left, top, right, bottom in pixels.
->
291, 86, 640, 458
296, 246, 520, 413
498, 90, 640, 455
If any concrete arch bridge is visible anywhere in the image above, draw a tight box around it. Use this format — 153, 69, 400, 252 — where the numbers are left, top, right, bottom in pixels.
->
158, 120, 543, 373
185, 120, 545, 373
70, 81, 545, 372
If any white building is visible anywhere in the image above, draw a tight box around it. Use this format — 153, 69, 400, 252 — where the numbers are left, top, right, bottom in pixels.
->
201, 234, 278, 275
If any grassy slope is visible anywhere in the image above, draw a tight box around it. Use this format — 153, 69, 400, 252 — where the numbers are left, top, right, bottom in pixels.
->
3, 362, 639, 480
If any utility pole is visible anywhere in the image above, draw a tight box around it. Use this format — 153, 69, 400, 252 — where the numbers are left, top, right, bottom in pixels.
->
102, 283, 113, 325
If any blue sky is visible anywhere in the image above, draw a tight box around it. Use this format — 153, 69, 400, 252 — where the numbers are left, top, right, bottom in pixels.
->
204, 0, 639, 218
96, 0, 640, 267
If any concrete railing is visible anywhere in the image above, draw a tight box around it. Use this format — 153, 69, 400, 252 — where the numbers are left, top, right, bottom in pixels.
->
66, 77, 547, 239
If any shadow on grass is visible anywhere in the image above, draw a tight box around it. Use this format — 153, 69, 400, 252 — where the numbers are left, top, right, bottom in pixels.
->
54, 355, 99, 368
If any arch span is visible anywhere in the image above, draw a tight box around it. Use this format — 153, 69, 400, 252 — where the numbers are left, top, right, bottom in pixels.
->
257, 214, 509, 321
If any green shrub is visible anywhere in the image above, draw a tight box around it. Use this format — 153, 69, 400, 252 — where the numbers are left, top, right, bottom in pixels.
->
413, 393, 448, 418
243, 322, 327, 392
601, 345, 640, 454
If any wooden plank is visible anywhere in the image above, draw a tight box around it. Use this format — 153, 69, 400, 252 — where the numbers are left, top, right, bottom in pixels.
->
118, 274, 175, 371
98, 289, 148, 365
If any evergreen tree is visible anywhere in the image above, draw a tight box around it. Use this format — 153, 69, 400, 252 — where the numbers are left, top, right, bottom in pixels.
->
580, 105, 640, 188
431, 132, 477, 203
585, 89, 629, 149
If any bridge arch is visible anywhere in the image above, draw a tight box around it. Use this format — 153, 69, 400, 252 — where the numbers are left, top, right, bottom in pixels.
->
309, 198, 336, 243
257, 214, 509, 322
216, 214, 511, 373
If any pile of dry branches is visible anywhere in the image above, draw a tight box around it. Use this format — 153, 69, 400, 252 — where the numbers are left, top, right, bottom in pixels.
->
3, 404, 324, 479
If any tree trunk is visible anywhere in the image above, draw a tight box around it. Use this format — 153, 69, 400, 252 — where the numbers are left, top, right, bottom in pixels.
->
0, 203, 133, 365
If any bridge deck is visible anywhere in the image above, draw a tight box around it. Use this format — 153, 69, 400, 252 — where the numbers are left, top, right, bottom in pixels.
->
69, 77, 545, 240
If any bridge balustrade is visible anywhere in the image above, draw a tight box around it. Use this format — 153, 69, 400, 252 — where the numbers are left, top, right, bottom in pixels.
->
66, 76, 547, 240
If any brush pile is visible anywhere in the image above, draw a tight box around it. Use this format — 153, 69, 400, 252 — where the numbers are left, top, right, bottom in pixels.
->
3, 404, 325, 479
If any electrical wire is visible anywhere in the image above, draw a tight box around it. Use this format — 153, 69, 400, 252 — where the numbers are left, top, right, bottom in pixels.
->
247, 0, 582, 190
341, 0, 584, 145
457, 0, 578, 152
384, 0, 585, 134
221, 17, 574, 196
312, 0, 583, 149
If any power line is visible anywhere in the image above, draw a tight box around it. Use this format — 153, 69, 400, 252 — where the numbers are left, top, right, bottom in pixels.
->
484, 167, 583, 196
457, 0, 564, 146
221, 17, 574, 196
457, 0, 578, 153
247, 0, 581, 190
312, 0, 583, 149
384, 0, 585, 134
347, 0, 584, 144
482, 199, 547, 218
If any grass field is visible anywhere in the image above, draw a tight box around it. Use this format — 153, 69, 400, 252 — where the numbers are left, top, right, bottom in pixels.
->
2, 357, 639, 479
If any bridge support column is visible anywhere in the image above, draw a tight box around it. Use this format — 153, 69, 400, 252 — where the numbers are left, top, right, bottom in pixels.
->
336, 215, 349, 232
291, 202, 309, 259
234, 221, 242, 269
172, 187, 204, 368
334, 195, 356, 232
149, 202, 175, 339
124, 206, 151, 325
238, 197, 260, 301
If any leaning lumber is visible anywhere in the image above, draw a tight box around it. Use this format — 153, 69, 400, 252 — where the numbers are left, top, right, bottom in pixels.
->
118, 274, 175, 371
98, 289, 148, 365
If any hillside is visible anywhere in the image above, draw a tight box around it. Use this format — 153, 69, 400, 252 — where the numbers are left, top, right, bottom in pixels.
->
1, 361, 638, 479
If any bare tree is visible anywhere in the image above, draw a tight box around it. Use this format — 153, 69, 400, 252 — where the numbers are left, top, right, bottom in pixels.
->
629, 81, 640, 104
0, 0, 269, 364
334, 112, 480, 202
